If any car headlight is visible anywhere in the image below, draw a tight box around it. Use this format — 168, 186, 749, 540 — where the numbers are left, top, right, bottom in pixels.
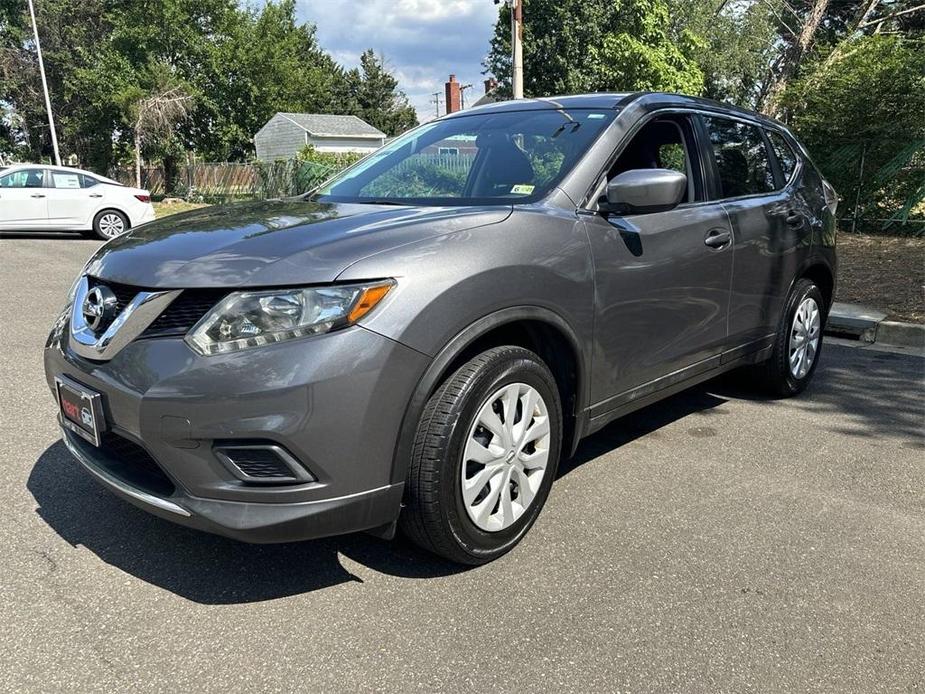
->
186, 280, 395, 355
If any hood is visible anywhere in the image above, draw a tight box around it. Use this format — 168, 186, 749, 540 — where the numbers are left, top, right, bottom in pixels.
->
85, 199, 512, 288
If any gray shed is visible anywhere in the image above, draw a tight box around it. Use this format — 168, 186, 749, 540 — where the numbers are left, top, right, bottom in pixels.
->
254, 113, 387, 161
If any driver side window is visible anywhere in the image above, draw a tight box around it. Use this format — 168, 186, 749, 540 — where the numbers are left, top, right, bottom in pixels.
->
609, 115, 703, 203
0, 168, 45, 189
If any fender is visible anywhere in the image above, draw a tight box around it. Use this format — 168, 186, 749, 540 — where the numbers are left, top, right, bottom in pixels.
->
388, 305, 590, 486
787, 252, 836, 314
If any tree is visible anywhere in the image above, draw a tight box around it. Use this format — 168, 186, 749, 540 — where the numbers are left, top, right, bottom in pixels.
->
345, 50, 417, 137
666, 0, 779, 108
782, 34, 925, 225
484, 0, 704, 97
123, 82, 194, 187
0, 0, 414, 167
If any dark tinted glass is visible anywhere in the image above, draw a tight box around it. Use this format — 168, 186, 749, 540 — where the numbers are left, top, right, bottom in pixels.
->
703, 117, 774, 198
317, 109, 616, 205
80, 174, 99, 188
767, 130, 797, 183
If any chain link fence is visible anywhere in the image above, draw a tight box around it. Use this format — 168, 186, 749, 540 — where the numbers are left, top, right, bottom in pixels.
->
820, 140, 925, 236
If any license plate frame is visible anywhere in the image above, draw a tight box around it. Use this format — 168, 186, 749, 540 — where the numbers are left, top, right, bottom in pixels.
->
55, 375, 105, 447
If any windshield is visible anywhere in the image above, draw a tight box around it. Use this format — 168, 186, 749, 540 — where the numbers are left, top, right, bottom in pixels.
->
314, 108, 617, 206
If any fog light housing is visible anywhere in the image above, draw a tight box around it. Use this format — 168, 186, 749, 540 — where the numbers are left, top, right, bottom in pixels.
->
213, 443, 315, 484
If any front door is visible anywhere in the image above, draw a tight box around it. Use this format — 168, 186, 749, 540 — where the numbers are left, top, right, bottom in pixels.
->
0, 168, 48, 228
583, 113, 733, 416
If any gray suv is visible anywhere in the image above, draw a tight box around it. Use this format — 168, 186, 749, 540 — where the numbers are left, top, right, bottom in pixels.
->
44, 93, 837, 564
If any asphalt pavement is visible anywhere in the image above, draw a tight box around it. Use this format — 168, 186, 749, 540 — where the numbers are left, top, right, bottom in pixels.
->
1, 232, 923, 693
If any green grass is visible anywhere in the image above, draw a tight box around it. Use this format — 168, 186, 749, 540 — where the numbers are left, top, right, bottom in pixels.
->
153, 200, 210, 219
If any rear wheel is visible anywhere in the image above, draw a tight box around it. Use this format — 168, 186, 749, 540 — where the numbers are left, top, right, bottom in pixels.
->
750, 278, 825, 396
92, 209, 129, 240
399, 346, 562, 565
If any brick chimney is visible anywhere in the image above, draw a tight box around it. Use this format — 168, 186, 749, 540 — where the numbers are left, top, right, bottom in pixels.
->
445, 74, 462, 114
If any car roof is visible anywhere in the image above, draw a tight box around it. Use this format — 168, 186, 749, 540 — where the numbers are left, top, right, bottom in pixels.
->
1, 163, 123, 185
446, 91, 786, 129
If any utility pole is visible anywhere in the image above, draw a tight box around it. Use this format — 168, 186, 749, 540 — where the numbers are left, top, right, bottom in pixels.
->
27, 0, 61, 166
431, 91, 443, 117
459, 83, 473, 109
511, 0, 523, 99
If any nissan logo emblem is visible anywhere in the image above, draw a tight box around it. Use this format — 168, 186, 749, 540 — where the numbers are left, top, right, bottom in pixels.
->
82, 286, 118, 332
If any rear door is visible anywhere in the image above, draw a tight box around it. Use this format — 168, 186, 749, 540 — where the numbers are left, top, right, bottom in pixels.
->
698, 115, 811, 355
46, 170, 96, 227
583, 112, 734, 415
0, 168, 49, 228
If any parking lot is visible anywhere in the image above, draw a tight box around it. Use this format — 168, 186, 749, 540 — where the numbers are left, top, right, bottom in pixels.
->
1, 233, 923, 692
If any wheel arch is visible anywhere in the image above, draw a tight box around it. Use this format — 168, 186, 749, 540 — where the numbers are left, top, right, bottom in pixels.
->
389, 306, 588, 486
800, 261, 835, 313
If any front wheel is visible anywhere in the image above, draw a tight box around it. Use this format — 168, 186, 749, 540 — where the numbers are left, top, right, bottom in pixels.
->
751, 278, 826, 396
399, 346, 562, 565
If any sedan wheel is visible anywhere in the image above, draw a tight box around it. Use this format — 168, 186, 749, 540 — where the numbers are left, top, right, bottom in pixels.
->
92, 210, 128, 240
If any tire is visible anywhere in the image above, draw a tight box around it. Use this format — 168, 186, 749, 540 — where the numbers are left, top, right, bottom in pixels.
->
399, 346, 563, 565
92, 209, 129, 240
749, 278, 826, 397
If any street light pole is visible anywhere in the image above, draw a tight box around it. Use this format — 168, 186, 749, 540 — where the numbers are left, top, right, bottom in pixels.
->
27, 0, 61, 166
511, 0, 524, 99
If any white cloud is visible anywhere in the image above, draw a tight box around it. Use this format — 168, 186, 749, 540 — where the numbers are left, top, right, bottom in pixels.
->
295, 0, 500, 122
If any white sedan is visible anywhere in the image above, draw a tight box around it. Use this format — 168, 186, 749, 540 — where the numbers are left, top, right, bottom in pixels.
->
0, 164, 155, 239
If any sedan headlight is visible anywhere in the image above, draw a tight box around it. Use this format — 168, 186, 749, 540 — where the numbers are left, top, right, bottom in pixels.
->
186, 280, 395, 355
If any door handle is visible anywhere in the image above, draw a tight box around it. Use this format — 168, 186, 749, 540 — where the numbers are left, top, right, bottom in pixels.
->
89, 193, 103, 198
30, 193, 46, 198
704, 229, 731, 249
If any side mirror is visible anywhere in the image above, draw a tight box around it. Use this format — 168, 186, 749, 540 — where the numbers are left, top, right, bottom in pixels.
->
600, 169, 687, 214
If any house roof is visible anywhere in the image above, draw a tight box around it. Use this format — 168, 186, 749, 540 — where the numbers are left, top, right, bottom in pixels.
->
274, 113, 386, 139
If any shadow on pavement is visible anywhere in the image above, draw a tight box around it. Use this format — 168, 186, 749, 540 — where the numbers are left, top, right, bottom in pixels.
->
0, 231, 90, 240
27, 342, 923, 604
712, 342, 924, 443
28, 441, 467, 604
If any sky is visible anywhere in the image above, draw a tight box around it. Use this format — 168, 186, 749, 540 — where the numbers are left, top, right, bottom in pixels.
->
295, 0, 501, 122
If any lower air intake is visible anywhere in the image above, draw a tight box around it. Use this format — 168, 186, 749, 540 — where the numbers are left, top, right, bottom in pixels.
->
213, 443, 315, 485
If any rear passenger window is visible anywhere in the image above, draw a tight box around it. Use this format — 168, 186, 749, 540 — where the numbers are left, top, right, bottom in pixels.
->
52, 172, 82, 189
80, 174, 99, 188
767, 130, 797, 183
703, 117, 775, 198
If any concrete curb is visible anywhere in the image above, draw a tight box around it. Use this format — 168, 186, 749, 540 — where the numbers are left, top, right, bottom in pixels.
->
826, 302, 925, 348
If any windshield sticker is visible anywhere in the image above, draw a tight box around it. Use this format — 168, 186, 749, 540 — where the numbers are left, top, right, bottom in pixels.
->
511, 184, 535, 195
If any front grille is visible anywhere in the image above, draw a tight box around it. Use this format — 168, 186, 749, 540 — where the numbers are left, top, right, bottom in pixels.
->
86, 277, 225, 339
142, 289, 228, 338
68, 429, 176, 498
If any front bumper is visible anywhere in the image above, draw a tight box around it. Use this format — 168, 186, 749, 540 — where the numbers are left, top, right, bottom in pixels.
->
44, 317, 430, 543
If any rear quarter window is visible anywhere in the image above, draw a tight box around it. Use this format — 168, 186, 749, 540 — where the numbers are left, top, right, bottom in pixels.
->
766, 130, 798, 183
